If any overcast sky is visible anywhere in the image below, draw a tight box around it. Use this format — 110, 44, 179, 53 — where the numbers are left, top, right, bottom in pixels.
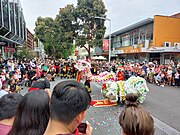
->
20, 0, 180, 34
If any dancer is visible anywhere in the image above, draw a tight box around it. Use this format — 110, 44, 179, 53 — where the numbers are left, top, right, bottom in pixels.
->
84, 56, 91, 93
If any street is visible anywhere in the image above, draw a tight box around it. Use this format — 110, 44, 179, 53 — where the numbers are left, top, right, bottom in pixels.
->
21, 77, 180, 135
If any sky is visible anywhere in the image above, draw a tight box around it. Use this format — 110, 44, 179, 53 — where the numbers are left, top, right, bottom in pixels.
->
20, 0, 180, 34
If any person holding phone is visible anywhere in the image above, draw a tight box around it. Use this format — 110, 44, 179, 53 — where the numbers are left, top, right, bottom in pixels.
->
44, 80, 92, 135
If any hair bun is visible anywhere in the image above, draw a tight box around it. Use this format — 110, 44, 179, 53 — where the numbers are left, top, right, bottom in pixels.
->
125, 93, 139, 107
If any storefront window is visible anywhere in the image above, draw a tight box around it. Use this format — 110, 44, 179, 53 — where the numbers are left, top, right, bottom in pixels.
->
19, 11, 23, 38
0, 1, 2, 27
2, 0, 9, 29
9, 2, 15, 34
121, 33, 130, 46
15, 2, 19, 36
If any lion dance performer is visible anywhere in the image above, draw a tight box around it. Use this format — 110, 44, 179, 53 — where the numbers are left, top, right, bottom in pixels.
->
84, 56, 91, 93
75, 57, 92, 93
74, 60, 149, 105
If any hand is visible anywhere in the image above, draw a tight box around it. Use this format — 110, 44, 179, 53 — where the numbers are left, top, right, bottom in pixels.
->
79, 121, 92, 135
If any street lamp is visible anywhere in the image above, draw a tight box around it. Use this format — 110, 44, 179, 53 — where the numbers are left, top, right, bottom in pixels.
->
94, 16, 111, 63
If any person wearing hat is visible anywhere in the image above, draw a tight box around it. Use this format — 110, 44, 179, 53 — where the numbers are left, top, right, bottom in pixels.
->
28, 74, 52, 92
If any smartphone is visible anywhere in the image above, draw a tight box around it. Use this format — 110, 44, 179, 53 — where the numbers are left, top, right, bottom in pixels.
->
77, 122, 87, 134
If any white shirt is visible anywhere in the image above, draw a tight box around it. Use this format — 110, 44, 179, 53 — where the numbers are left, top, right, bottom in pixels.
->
0, 90, 8, 98
167, 70, 172, 77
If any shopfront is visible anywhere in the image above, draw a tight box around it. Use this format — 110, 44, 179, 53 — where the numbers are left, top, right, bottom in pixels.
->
163, 52, 180, 65
145, 46, 180, 64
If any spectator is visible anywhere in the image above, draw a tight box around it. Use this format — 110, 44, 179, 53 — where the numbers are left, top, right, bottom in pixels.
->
154, 72, 162, 86
148, 69, 154, 83
0, 93, 23, 135
0, 83, 10, 98
8, 90, 50, 135
174, 70, 180, 87
28, 74, 52, 92
44, 80, 92, 135
5, 78, 16, 93
167, 67, 173, 86
119, 93, 154, 135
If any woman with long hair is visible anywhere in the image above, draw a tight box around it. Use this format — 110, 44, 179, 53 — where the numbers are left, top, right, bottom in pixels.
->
8, 90, 50, 135
119, 93, 154, 135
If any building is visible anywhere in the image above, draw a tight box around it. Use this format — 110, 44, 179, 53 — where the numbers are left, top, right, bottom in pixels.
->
107, 13, 180, 64
0, 0, 26, 59
25, 28, 34, 50
33, 39, 45, 59
170, 13, 180, 18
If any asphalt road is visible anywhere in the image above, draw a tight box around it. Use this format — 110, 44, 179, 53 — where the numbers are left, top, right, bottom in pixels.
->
21, 77, 180, 135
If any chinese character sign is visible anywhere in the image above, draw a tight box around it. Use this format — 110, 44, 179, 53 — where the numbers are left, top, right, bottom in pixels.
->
102, 39, 109, 50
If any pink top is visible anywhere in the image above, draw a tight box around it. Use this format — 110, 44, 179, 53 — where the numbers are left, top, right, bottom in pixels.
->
0, 123, 12, 135
154, 67, 160, 74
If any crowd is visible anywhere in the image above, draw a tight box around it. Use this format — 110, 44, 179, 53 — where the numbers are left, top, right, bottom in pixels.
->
0, 56, 179, 134
90, 60, 180, 87
0, 57, 179, 95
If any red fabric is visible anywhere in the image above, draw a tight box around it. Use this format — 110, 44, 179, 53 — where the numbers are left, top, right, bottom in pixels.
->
86, 58, 90, 62
116, 72, 124, 81
102, 84, 107, 89
28, 87, 40, 92
74, 128, 79, 135
90, 100, 97, 106
76, 71, 82, 82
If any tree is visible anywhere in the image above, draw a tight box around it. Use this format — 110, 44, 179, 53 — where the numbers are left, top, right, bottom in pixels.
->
35, 17, 58, 57
55, 4, 77, 58
35, 5, 76, 59
15, 46, 34, 60
75, 0, 107, 58
34, 0, 107, 59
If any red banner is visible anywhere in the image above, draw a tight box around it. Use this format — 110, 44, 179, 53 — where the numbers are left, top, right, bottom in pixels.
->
4, 47, 15, 53
102, 39, 109, 50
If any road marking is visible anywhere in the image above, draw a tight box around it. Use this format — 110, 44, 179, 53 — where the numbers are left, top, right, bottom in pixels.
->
92, 82, 180, 135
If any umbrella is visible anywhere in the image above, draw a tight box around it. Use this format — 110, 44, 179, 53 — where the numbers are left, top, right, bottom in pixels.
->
92, 56, 107, 60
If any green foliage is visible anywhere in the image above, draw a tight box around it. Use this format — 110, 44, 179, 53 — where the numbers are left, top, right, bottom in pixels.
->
15, 46, 34, 60
75, 0, 107, 58
34, 17, 58, 57
34, 0, 107, 59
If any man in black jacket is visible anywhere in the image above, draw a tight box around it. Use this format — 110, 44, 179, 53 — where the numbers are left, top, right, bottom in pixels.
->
28, 74, 52, 92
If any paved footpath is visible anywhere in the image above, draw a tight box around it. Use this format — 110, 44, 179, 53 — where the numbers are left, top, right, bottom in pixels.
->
21, 77, 180, 135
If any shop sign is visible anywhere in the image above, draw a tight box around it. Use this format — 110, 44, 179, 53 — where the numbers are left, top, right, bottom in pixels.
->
0, 42, 6, 46
113, 50, 124, 54
144, 47, 180, 53
124, 48, 141, 53
102, 39, 109, 50
146, 47, 164, 52
4, 47, 15, 53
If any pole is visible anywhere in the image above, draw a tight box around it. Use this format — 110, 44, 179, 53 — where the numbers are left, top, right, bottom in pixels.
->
93, 16, 111, 63
109, 19, 111, 63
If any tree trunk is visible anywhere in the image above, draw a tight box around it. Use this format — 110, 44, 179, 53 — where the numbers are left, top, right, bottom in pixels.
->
88, 44, 90, 60
83, 44, 90, 59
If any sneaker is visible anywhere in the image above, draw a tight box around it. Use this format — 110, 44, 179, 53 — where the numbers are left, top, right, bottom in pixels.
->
160, 85, 164, 87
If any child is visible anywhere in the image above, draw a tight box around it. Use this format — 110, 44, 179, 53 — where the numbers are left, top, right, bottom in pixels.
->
174, 71, 180, 87
148, 69, 154, 83
155, 72, 162, 86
